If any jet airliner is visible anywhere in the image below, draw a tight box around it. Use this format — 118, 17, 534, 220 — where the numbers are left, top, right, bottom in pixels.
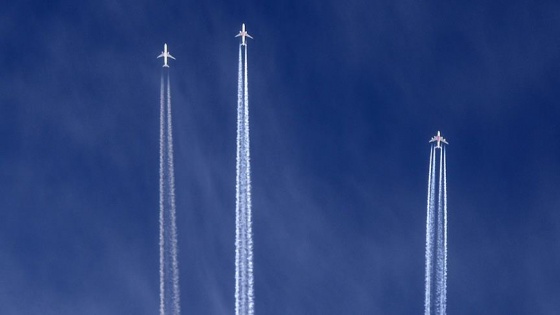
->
429, 131, 448, 149
236, 23, 253, 46
157, 43, 176, 67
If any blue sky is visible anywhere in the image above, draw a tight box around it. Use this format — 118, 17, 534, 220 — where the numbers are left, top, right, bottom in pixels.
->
1, 0, 560, 314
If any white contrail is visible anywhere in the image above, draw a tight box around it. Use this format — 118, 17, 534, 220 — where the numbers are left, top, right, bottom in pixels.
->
436, 147, 444, 313
235, 43, 242, 315
235, 42, 254, 315
243, 43, 255, 315
166, 72, 181, 315
425, 142, 449, 315
442, 148, 448, 314
431, 147, 438, 312
159, 72, 166, 315
235, 43, 248, 315
159, 70, 180, 315
236, 43, 248, 315
424, 145, 434, 315
427, 145, 438, 315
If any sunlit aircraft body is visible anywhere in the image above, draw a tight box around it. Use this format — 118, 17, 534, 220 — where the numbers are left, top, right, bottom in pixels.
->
429, 131, 448, 149
157, 43, 176, 67
236, 23, 253, 46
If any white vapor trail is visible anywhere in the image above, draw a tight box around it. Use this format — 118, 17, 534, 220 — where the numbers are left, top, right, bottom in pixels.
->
159, 70, 180, 315
436, 147, 444, 313
159, 73, 165, 315
424, 146, 434, 315
235, 43, 254, 315
442, 148, 448, 314
424, 144, 448, 315
235, 43, 243, 315
235, 43, 246, 315
167, 72, 181, 314
244, 44, 255, 315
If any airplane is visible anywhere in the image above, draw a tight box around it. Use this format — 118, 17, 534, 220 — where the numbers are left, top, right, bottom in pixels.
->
429, 131, 448, 149
236, 23, 253, 46
157, 43, 176, 67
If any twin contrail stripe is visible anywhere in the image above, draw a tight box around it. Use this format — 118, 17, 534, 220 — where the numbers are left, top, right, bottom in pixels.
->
159, 70, 181, 315
236, 42, 254, 315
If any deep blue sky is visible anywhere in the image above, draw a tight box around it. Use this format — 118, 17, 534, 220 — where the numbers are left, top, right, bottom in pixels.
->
1, 0, 560, 314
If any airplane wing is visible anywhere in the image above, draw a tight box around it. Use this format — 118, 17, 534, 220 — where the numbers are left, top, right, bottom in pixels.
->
157, 53, 164, 58
235, 33, 241, 37
168, 54, 176, 60
246, 34, 253, 39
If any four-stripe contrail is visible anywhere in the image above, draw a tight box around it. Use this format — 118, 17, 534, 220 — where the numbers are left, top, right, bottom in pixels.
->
424, 132, 448, 315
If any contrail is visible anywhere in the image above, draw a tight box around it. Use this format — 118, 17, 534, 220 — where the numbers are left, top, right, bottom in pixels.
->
159, 72, 165, 315
430, 149, 437, 314
235, 43, 242, 315
425, 146, 437, 315
424, 134, 448, 315
159, 69, 180, 315
236, 41, 254, 315
167, 72, 181, 314
424, 146, 434, 315
435, 147, 443, 312
235, 43, 246, 315
442, 148, 448, 314
243, 43, 255, 315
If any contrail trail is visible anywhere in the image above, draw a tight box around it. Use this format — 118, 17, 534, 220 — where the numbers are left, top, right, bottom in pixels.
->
436, 147, 443, 312
235, 43, 246, 315
235, 43, 242, 315
159, 72, 165, 315
159, 70, 180, 315
425, 145, 437, 315
236, 41, 254, 315
243, 43, 255, 315
167, 72, 181, 314
424, 134, 449, 315
424, 146, 434, 315
442, 148, 448, 314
